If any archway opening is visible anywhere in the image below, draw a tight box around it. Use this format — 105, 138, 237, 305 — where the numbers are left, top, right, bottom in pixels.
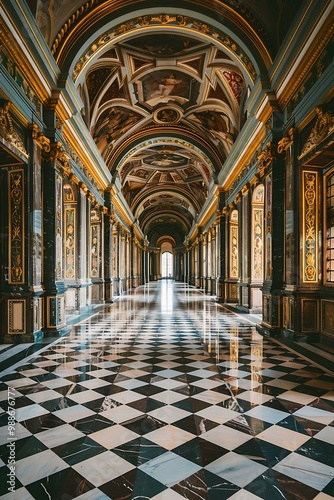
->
162, 252, 173, 278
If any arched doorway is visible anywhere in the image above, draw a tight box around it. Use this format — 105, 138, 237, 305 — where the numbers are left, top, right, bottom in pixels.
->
162, 252, 173, 278
160, 241, 174, 278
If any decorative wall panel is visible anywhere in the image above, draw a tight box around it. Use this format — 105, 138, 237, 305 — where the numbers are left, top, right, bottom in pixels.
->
91, 224, 100, 278
65, 207, 76, 279
301, 299, 318, 332
230, 225, 238, 278
32, 158, 43, 284
8, 299, 26, 333
322, 300, 334, 335
9, 169, 24, 284
302, 171, 318, 283
265, 175, 272, 280
230, 210, 238, 278
55, 175, 62, 280
252, 208, 263, 280
112, 232, 118, 277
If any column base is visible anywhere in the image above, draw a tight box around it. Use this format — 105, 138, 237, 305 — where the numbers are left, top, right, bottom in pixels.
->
256, 323, 281, 338
43, 324, 72, 338
0, 330, 44, 344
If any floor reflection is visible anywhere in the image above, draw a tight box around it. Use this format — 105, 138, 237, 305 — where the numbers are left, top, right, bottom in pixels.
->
0, 281, 333, 499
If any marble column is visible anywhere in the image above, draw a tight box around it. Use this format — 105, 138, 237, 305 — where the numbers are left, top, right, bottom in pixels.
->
42, 144, 70, 337
104, 205, 114, 303
216, 207, 227, 303
258, 142, 285, 336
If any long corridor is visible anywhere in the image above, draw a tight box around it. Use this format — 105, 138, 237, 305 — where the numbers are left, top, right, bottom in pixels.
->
0, 281, 334, 499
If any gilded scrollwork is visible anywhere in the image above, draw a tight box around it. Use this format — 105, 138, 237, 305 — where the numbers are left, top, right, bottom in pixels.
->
257, 142, 274, 176
300, 107, 334, 158
9, 170, 24, 284
303, 171, 318, 282
230, 225, 238, 278
277, 128, 295, 154
0, 101, 27, 156
31, 124, 50, 152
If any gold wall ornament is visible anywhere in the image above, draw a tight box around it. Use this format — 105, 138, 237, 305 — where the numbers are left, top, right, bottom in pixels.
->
277, 128, 295, 154
299, 107, 334, 158
9, 169, 25, 284
235, 193, 241, 204
0, 101, 27, 156
241, 184, 250, 196
31, 124, 50, 152
303, 171, 318, 283
257, 142, 274, 176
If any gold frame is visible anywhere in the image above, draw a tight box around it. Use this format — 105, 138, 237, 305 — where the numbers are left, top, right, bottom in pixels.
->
8, 299, 26, 334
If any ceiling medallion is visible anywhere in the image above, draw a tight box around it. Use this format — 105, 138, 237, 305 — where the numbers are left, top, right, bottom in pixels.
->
153, 106, 183, 125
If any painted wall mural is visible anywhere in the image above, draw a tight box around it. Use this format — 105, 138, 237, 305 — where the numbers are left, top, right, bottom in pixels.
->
64, 208, 75, 279
252, 184, 264, 281
139, 70, 192, 106
91, 223, 100, 278
93, 107, 142, 156
252, 208, 263, 280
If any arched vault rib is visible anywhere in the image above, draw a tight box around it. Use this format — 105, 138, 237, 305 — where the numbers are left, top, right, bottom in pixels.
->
110, 132, 221, 177
53, 5, 272, 83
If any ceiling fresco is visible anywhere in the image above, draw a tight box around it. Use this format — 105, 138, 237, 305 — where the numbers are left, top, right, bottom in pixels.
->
29, 0, 305, 246
74, 31, 244, 244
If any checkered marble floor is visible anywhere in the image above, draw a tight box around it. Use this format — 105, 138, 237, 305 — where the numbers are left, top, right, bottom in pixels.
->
0, 281, 333, 499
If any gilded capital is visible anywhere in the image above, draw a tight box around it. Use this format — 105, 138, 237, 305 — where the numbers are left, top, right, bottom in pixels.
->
31, 124, 51, 152
277, 128, 294, 153
257, 142, 274, 175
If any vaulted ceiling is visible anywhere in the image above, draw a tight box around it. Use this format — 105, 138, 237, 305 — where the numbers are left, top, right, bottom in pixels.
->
29, 0, 304, 246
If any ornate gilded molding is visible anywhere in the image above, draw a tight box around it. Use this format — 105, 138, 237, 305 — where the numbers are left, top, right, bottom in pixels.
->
277, 128, 295, 154
0, 101, 28, 157
299, 107, 334, 159
0, 29, 42, 112
284, 18, 334, 108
